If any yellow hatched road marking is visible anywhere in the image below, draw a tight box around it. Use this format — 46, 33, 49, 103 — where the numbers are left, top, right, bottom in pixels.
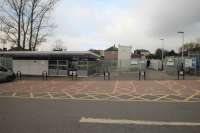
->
106, 94, 122, 101
63, 92, 74, 99
112, 80, 119, 94
130, 81, 137, 93
184, 91, 200, 101
1, 91, 200, 102
30, 92, 34, 98
12, 92, 16, 97
47, 92, 53, 99
154, 94, 169, 101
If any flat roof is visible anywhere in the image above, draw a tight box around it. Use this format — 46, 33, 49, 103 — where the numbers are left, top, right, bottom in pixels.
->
0, 51, 100, 60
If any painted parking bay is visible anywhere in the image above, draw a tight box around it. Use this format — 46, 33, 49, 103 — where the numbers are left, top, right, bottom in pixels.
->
0, 80, 200, 102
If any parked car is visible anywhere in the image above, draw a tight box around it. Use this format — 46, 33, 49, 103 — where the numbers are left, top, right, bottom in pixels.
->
0, 66, 16, 82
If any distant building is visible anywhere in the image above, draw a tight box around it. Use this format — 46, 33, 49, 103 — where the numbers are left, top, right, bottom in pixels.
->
118, 45, 132, 71
89, 49, 104, 58
104, 45, 118, 60
134, 49, 151, 56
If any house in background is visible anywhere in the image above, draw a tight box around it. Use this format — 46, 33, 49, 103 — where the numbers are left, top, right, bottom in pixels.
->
104, 45, 118, 61
134, 49, 151, 57
89, 49, 104, 58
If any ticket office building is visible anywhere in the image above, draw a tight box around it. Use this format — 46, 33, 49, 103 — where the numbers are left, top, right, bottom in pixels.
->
0, 51, 99, 77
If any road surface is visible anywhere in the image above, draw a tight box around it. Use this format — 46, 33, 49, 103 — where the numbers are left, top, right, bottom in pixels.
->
0, 97, 200, 133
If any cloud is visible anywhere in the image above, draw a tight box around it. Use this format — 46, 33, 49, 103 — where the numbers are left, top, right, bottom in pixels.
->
140, 0, 200, 37
42, 0, 200, 52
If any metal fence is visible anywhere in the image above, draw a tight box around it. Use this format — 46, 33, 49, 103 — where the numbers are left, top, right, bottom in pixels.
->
93, 57, 200, 80
95, 59, 146, 73
0, 56, 199, 81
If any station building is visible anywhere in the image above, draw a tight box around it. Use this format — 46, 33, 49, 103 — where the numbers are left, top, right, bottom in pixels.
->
0, 51, 100, 77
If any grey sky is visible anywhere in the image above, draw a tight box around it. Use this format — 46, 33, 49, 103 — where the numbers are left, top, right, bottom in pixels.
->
39, 0, 200, 52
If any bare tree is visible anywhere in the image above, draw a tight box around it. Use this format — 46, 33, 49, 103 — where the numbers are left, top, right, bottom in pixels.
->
0, 0, 59, 51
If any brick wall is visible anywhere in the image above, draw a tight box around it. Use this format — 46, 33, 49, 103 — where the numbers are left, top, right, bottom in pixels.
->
104, 51, 118, 60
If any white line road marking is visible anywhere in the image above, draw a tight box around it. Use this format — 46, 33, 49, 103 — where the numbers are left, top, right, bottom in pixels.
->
79, 117, 200, 126
63, 92, 74, 99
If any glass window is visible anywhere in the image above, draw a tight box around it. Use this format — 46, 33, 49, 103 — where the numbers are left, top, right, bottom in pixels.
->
49, 60, 57, 65
59, 66, 67, 70
78, 61, 88, 65
59, 60, 67, 65
78, 66, 88, 70
48, 66, 57, 69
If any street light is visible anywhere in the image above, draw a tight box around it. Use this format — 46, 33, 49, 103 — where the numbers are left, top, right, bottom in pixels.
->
160, 38, 165, 70
177, 31, 184, 69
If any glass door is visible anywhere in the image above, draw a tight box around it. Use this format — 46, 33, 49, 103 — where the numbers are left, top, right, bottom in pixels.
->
48, 60, 57, 76
48, 60, 68, 76
58, 60, 68, 76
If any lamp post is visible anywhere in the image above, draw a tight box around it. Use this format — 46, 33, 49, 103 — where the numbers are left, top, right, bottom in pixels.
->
177, 31, 184, 69
160, 38, 165, 70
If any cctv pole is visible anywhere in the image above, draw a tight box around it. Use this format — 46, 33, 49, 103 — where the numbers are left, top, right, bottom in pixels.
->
177, 32, 184, 69
160, 38, 165, 71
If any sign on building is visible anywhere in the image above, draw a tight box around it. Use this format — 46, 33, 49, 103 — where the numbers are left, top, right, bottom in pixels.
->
184, 58, 197, 68
185, 59, 192, 68
166, 58, 174, 66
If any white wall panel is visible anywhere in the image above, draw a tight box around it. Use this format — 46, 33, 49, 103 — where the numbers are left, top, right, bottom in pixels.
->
13, 60, 48, 75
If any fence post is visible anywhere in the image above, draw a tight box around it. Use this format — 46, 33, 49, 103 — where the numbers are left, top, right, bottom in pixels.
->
139, 70, 141, 80
104, 71, 110, 80
139, 70, 146, 80
178, 70, 185, 80
42, 71, 48, 80
70, 70, 78, 80
16, 71, 22, 80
